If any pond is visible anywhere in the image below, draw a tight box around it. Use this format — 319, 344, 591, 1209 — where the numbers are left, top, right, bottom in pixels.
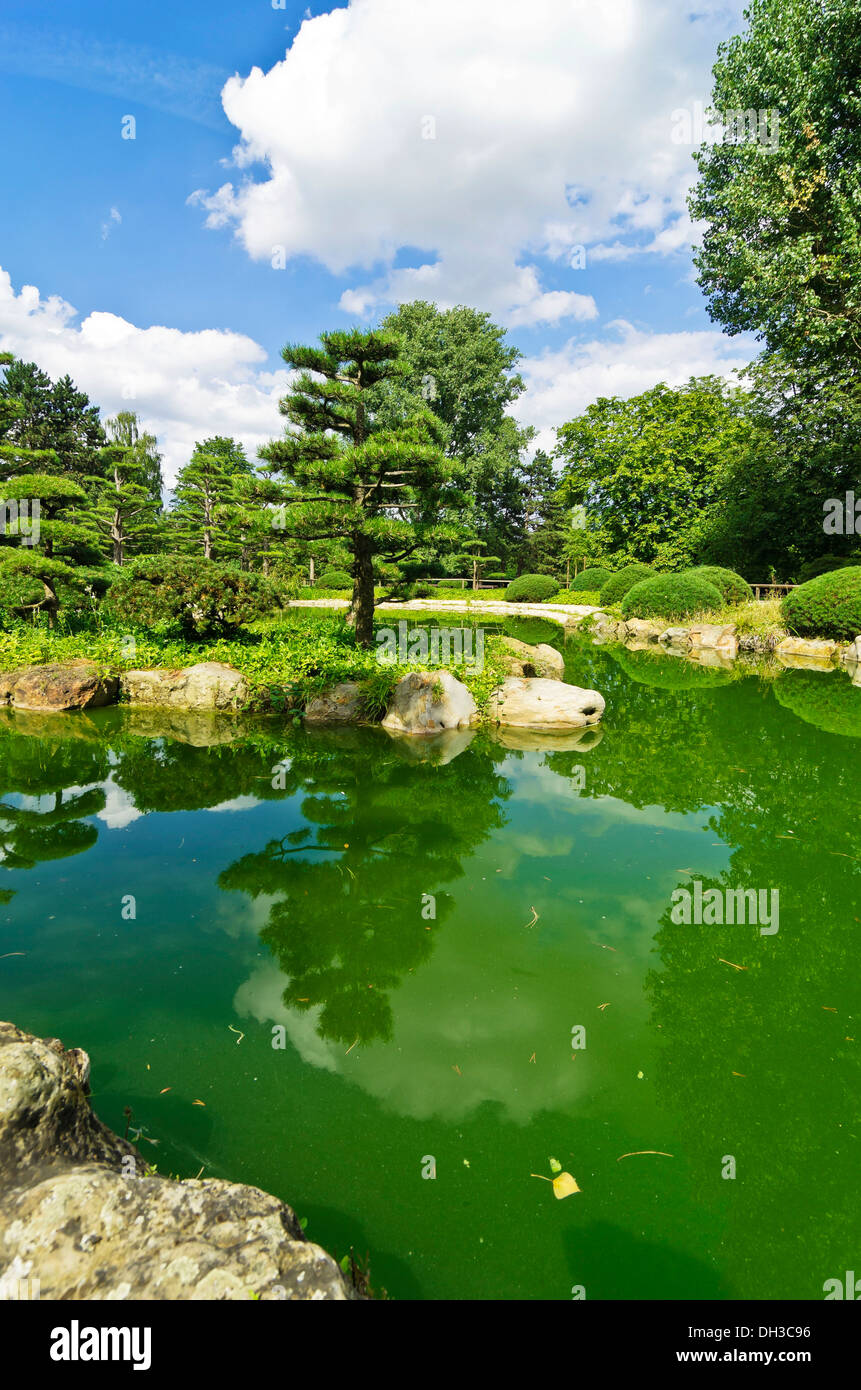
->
1, 625, 859, 1301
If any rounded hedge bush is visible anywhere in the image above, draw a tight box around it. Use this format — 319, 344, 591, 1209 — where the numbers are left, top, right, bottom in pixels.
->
599, 563, 654, 606
316, 569, 353, 589
797, 554, 860, 585
104, 556, 277, 639
781, 567, 861, 641
621, 573, 723, 621
683, 565, 752, 604
504, 573, 560, 603
568, 566, 612, 593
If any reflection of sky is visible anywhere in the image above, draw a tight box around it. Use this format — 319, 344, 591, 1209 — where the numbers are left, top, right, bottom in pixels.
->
228, 744, 730, 1127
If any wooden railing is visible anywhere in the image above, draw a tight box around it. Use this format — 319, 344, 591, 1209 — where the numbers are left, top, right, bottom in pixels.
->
751, 583, 797, 600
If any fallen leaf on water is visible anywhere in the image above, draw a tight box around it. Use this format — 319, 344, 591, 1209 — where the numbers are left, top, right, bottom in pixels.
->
228, 1025, 244, 1044
732, 1071, 746, 1077
822, 1006, 837, 1012
597, 1002, 610, 1011
637, 1070, 644, 1079
718, 958, 747, 971
549, 1157, 562, 1173
617, 1151, 674, 1161
158, 1087, 171, 1094
192, 1099, 205, 1107
529, 1052, 536, 1063
523, 906, 539, 928
452, 1064, 462, 1076
530, 1171, 580, 1199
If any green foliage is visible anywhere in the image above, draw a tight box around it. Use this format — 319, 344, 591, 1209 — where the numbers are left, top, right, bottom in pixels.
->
622, 573, 723, 621
781, 568, 861, 641
568, 566, 611, 593
260, 327, 460, 645
316, 569, 352, 589
612, 646, 736, 691
689, 0, 861, 376
504, 573, 559, 603
169, 436, 254, 562
103, 556, 279, 639
774, 669, 861, 738
556, 378, 755, 563
797, 554, 861, 585
599, 563, 654, 606
683, 566, 753, 604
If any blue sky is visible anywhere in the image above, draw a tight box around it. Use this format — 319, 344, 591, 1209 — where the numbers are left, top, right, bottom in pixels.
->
0, 0, 758, 480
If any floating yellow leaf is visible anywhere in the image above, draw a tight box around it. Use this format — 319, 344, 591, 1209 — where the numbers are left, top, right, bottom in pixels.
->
158, 1087, 171, 1094
192, 1099, 206, 1107
552, 1171, 580, 1199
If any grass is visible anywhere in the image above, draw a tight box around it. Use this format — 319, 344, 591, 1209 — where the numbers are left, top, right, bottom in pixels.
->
0, 608, 510, 721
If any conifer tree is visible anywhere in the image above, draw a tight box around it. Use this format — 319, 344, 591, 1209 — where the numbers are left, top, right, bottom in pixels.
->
260, 328, 460, 645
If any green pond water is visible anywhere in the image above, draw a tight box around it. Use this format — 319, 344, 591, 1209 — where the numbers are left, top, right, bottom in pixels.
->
1, 620, 860, 1301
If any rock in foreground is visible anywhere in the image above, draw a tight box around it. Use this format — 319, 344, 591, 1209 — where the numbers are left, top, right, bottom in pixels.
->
0, 1022, 355, 1301
492, 677, 605, 730
382, 670, 477, 734
0, 660, 119, 712
119, 662, 248, 711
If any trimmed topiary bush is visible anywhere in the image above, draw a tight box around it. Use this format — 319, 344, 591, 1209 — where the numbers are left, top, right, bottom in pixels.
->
797, 554, 860, 585
316, 569, 353, 589
599, 563, 654, 606
504, 573, 560, 603
104, 556, 277, 639
781, 567, 861, 641
568, 566, 612, 593
621, 573, 723, 621
683, 566, 752, 604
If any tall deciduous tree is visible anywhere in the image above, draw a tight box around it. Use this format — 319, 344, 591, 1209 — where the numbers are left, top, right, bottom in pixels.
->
555, 378, 758, 569
689, 0, 861, 373
260, 328, 458, 645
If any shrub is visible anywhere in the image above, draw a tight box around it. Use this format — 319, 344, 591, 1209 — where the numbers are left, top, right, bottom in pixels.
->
103, 556, 277, 639
413, 582, 435, 597
781, 567, 861, 641
316, 569, 353, 589
568, 566, 612, 593
797, 554, 860, 585
621, 573, 723, 621
613, 646, 735, 691
683, 566, 752, 604
504, 573, 560, 603
600, 563, 655, 606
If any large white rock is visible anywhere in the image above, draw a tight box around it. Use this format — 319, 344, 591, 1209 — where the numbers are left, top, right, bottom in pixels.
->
492, 677, 604, 730
497, 636, 564, 679
381, 670, 477, 734
120, 662, 248, 710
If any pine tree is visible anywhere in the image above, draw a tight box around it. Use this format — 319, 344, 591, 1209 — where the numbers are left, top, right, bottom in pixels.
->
86, 413, 163, 565
169, 437, 253, 561
260, 328, 459, 645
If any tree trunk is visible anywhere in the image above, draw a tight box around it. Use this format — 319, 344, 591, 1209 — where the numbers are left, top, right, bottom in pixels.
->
309, 557, 315, 584
347, 541, 375, 647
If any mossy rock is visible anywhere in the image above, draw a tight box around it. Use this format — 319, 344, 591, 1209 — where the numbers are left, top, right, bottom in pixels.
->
773, 668, 861, 738
781, 568, 861, 642
599, 564, 654, 606
621, 573, 723, 621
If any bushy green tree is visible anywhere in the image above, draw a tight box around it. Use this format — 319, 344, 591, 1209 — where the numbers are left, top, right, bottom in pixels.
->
260, 328, 459, 645
169, 436, 254, 562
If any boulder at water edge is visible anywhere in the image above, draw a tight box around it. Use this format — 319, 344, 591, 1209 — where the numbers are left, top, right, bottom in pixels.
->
0, 1022, 355, 1300
382, 670, 477, 734
492, 677, 604, 730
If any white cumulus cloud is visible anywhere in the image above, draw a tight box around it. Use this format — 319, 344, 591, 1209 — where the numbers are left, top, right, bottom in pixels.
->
191, 0, 744, 323
0, 267, 288, 485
